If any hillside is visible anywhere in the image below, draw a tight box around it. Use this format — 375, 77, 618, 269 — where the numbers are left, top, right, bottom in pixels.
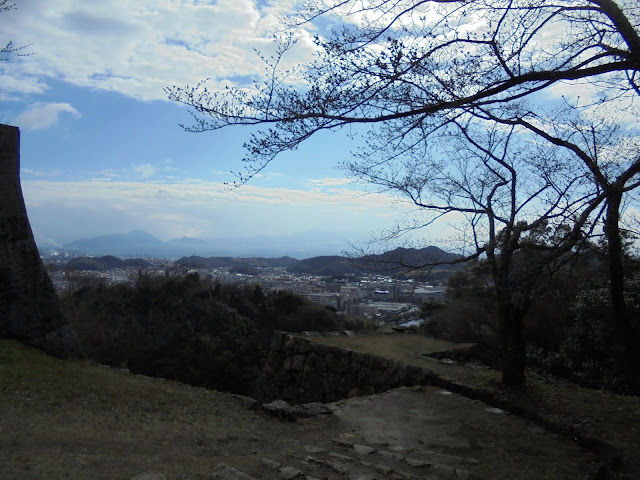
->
1, 336, 636, 479
177, 246, 464, 278
0, 339, 331, 480
65, 255, 151, 271
175, 255, 299, 269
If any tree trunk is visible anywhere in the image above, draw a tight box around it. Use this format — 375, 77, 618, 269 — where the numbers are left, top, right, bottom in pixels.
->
0, 124, 83, 357
604, 190, 638, 387
605, 191, 627, 331
497, 287, 526, 387
493, 245, 526, 387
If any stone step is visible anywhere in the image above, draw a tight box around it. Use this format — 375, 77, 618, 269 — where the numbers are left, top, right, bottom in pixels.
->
257, 443, 473, 480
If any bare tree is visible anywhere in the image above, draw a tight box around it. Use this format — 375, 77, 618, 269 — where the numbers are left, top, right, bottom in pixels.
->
356, 118, 605, 383
0, 1, 30, 61
167, 0, 640, 385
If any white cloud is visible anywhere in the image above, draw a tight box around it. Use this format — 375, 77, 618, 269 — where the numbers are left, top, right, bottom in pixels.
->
134, 163, 156, 178
21, 178, 421, 242
307, 177, 353, 187
0, 0, 317, 101
14, 102, 81, 130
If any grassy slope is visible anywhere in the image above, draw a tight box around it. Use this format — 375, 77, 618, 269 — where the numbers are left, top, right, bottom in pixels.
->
0, 339, 332, 480
317, 333, 640, 476
3, 333, 639, 478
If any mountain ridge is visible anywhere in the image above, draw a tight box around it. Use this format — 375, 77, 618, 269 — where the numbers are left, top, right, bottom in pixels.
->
50, 229, 359, 259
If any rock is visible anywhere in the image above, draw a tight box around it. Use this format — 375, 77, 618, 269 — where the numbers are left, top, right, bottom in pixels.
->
279, 466, 304, 479
262, 458, 281, 469
432, 464, 470, 479
404, 457, 431, 467
373, 464, 394, 475
304, 445, 328, 454
354, 444, 376, 455
328, 452, 352, 462
131, 471, 167, 480
326, 460, 349, 474
388, 445, 406, 452
486, 407, 506, 414
262, 400, 298, 421
379, 450, 404, 461
333, 438, 354, 447
210, 463, 258, 480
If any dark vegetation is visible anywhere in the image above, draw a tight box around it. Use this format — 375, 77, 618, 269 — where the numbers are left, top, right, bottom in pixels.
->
421, 239, 640, 394
65, 255, 151, 271
62, 271, 361, 396
176, 255, 299, 270
59, 235, 640, 397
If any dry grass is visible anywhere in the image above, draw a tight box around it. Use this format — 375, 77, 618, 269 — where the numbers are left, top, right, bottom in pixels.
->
0, 339, 336, 480
317, 332, 501, 385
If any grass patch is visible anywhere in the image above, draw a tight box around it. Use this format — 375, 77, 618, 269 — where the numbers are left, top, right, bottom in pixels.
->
0, 339, 334, 480
317, 332, 501, 386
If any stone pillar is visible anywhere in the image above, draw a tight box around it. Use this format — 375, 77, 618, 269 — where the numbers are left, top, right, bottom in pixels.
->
0, 124, 83, 357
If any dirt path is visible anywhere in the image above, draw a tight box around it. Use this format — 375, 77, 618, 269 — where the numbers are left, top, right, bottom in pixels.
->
327, 386, 594, 480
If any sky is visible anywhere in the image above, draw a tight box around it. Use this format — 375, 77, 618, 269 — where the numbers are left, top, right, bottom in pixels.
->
4, 1, 636, 257
0, 0, 437, 255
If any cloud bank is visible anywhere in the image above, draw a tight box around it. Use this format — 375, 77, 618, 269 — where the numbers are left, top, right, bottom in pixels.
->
1, 0, 316, 101
22, 177, 424, 245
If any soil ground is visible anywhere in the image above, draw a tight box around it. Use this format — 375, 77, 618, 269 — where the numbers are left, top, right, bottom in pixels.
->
0, 336, 636, 479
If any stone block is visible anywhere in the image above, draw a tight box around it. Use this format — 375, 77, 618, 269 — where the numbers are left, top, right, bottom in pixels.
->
357, 367, 371, 386
337, 354, 352, 373
324, 352, 337, 370
323, 373, 340, 392
283, 354, 307, 372
303, 351, 326, 374
302, 372, 324, 395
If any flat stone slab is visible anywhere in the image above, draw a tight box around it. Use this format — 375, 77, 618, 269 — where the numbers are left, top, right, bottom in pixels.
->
328, 386, 595, 479
353, 444, 375, 455
210, 463, 258, 480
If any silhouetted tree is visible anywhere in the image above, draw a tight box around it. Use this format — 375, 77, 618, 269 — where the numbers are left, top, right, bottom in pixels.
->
168, 1, 640, 385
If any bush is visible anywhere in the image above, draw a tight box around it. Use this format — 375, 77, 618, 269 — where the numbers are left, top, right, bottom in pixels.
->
63, 273, 361, 394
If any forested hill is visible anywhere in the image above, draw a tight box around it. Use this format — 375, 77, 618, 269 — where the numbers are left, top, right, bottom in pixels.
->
175, 256, 299, 269
58, 246, 463, 278
178, 246, 464, 278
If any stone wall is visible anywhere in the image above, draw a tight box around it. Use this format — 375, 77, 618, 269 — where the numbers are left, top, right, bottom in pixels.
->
0, 124, 83, 357
255, 332, 429, 404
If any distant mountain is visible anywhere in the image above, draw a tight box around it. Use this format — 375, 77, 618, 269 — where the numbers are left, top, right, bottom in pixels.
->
57, 245, 464, 281
179, 247, 464, 278
63, 230, 166, 257
166, 236, 208, 249
52, 230, 464, 280
361, 246, 463, 270
57, 230, 351, 258
287, 255, 361, 276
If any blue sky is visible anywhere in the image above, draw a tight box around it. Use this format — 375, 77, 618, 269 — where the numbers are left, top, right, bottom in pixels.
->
0, 0, 435, 254
7, 1, 631, 256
